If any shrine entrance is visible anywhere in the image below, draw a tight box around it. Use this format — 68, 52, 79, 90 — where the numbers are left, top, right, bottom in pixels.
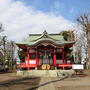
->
38, 52, 53, 65
37, 45, 54, 65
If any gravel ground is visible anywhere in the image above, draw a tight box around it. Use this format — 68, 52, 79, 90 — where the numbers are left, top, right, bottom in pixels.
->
51, 71, 90, 90
0, 69, 40, 90
0, 69, 90, 90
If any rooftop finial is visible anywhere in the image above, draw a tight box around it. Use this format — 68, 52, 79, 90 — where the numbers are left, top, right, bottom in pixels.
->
43, 30, 48, 36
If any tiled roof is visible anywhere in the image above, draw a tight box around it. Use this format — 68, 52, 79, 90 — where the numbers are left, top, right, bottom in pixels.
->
16, 30, 75, 47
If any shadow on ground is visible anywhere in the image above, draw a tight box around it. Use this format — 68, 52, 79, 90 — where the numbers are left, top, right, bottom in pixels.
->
27, 76, 68, 90
0, 77, 40, 90
0, 75, 68, 90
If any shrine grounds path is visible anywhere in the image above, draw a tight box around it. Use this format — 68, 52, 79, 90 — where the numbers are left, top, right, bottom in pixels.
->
0, 69, 40, 90
37, 70, 90, 90
0, 69, 90, 90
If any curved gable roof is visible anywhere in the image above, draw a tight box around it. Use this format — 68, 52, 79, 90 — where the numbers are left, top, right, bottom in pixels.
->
16, 30, 75, 48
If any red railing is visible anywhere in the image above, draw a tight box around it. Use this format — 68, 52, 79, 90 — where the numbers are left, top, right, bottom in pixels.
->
19, 63, 36, 67
56, 63, 72, 70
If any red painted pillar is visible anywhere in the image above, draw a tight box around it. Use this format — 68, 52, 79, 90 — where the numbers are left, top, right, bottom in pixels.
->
28, 53, 29, 65
36, 52, 38, 67
62, 48, 64, 70
53, 52, 56, 67
63, 66, 64, 70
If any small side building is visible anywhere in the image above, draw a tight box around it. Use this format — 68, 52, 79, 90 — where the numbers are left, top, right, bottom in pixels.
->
16, 30, 75, 71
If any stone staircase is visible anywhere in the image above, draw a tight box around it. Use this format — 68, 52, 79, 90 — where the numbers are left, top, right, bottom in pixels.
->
17, 70, 75, 77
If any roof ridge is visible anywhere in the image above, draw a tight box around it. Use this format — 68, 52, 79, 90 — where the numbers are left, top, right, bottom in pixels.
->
29, 31, 62, 36
31, 30, 60, 41
29, 34, 61, 36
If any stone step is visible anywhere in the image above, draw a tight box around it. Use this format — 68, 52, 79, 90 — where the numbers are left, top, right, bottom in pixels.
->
17, 70, 75, 77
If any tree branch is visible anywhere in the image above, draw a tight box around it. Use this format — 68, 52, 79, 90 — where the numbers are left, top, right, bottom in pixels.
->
76, 18, 86, 27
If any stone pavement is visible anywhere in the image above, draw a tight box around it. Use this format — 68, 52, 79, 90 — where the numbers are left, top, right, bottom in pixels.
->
38, 77, 56, 90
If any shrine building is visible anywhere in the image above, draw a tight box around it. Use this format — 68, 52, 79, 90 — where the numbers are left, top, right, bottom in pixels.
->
16, 30, 75, 71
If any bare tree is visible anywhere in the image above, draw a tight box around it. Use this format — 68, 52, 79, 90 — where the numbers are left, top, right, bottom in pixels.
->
74, 31, 82, 63
0, 24, 4, 46
76, 14, 90, 71
80, 32, 88, 68
6, 41, 11, 68
2, 36, 6, 71
0, 24, 6, 70
5, 40, 16, 70
0, 24, 16, 71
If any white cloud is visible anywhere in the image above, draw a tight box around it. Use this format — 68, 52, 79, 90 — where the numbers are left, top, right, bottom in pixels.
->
0, 0, 75, 42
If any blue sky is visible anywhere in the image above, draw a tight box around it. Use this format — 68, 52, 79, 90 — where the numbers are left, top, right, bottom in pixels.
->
0, 0, 89, 42
15, 0, 89, 22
